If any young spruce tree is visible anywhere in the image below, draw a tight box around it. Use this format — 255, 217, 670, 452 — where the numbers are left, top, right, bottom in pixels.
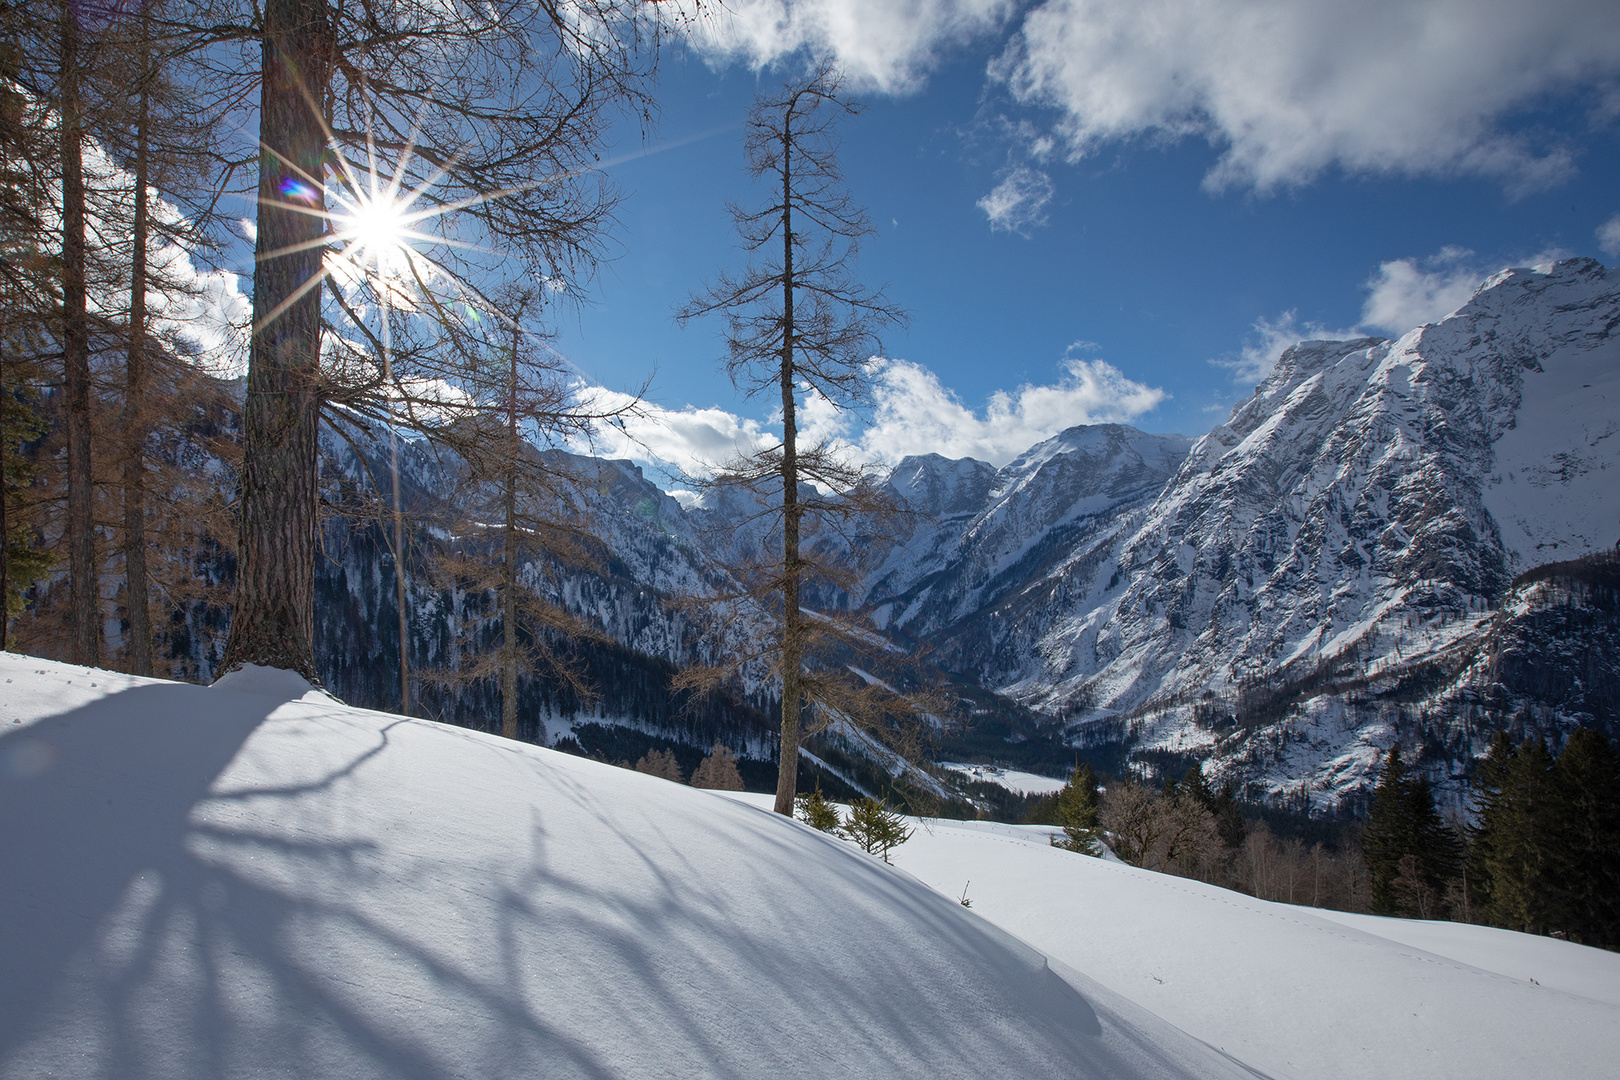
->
1051, 763, 1103, 856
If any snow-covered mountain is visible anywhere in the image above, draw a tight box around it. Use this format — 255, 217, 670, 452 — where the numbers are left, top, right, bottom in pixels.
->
961, 259, 1618, 805
134, 258, 1620, 810
868, 425, 1193, 640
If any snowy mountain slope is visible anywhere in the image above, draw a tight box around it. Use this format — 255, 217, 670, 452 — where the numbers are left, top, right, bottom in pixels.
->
113, 261, 1617, 805
882, 812, 1620, 1080
980, 259, 1620, 801
870, 426, 1192, 632
0, 653, 1251, 1080
862, 426, 1191, 698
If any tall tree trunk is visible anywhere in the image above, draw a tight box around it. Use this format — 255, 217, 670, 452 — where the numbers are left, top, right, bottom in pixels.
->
392, 435, 408, 713
501, 315, 519, 740
774, 134, 801, 817
219, 0, 332, 682
59, 0, 97, 665
381, 295, 408, 712
1, 390, 8, 653
122, 14, 153, 676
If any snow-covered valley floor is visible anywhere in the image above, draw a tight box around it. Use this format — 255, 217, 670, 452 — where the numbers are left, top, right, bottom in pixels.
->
3, 653, 1615, 1079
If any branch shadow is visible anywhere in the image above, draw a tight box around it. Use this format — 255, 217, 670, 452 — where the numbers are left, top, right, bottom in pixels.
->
0, 683, 1250, 1079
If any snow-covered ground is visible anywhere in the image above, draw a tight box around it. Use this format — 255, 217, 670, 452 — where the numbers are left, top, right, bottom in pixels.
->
0, 654, 1245, 1080
888, 815, 1620, 1080
720, 793, 1620, 1080
938, 761, 1069, 796
4, 654, 1615, 1079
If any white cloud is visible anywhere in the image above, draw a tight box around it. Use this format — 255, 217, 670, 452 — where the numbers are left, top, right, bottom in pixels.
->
576, 390, 773, 478
995, 0, 1620, 192
1358, 245, 1569, 335
575, 356, 1166, 477
665, 0, 1014, 93
859, 356, 1165, 465
796, 381, 854, 448
1215, 312, 1357, 386
1357, 247, 1490, 336
1216, 246, 1578, 386
976, 165, 1055, 235
1598, 213, 1620, 257
62, 137, 252, 376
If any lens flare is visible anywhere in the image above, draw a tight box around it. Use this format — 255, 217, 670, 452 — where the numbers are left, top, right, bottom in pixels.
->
279, 177, 320, 204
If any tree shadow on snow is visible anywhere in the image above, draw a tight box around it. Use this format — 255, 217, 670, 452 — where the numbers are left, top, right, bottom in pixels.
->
0, 684, 1251, 1080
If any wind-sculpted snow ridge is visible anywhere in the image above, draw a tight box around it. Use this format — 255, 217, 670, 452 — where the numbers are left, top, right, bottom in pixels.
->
0, 655, 1254, 1080
997, 259, 1620, 805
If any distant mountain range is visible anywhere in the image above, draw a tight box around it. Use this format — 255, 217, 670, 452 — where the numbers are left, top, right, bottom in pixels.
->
858, 258, 1617, 809
288, 258, 1620, 810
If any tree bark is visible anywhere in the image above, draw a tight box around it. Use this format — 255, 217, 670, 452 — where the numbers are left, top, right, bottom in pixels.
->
392, 450, 408, 712
59, 0, 97, 666
218, 0, 332, 682
122, 15, 153, 676
501, 314, 519, 739
382, 307, 408, 712
774, 131, 801, 817
1, 390, 8, 653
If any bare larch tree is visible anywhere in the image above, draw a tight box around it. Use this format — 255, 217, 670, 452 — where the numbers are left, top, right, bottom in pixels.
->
416, 290, 629, 740
679, 62, 917, 816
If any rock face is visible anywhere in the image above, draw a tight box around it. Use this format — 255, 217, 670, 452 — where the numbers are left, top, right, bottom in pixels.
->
961, 259, 1618, 806
864, 426, 1193, 683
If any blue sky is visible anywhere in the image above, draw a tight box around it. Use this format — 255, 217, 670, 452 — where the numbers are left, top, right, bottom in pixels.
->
538, 2, 1620, 478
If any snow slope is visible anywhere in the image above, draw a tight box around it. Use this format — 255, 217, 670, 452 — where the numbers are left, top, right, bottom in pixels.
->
0, 653, 1248, 1080
887, 815, 1620, 1080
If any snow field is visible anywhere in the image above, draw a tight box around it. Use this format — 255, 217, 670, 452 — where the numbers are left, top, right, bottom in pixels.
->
0, 654, 1248, 1080
937, 761, 1069, 795
884, 814, 1620, 1080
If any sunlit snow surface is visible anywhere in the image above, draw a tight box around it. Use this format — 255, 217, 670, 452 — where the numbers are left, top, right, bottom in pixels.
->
715, 792, 1620, 1080
0, 655, 1248, 1080
883, 811, 1620, 1080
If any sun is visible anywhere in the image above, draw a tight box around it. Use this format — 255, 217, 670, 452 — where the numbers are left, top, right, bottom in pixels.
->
335, 188, 420, 284
349, 196, 409, 260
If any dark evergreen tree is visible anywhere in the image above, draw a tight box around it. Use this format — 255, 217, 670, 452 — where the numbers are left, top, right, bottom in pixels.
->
1363, 746, 1411, 913
1363, 746, 1462, 917
1051, 763, 1103, 856
1469, 737, 1555, 933
1213, 780, 1247, 851
1177, 764, 1216, 813
1545, 728, 1620, 948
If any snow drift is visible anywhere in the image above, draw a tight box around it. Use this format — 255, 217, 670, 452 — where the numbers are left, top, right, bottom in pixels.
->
0, 653, 1246, 1080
